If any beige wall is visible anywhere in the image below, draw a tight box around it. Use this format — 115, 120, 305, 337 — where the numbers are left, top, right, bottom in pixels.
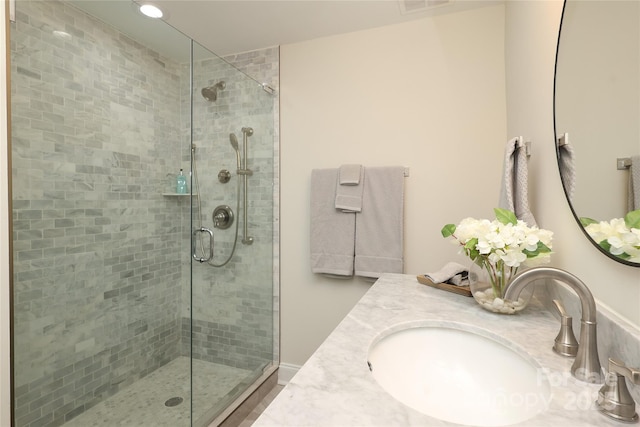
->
280, 0, 640, 369
505, 1, 640, 326
280, 4, 508, 365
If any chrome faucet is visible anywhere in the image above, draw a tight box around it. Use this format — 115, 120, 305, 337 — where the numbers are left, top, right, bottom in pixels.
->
596, 358, 640, 423
504, 267, 603, 383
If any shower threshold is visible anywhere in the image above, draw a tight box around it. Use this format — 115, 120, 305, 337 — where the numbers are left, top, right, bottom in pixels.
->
63, 357, 251, 427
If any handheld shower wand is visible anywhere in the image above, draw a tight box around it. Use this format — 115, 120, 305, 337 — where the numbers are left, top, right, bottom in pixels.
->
229, 133, 241, 170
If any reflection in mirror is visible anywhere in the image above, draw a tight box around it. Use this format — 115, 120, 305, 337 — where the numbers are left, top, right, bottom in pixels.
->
580, 210, 640, 263
554, 0, 640, 266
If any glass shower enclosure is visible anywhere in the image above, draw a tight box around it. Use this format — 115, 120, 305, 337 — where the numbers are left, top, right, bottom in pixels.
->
9, 1, 277, 426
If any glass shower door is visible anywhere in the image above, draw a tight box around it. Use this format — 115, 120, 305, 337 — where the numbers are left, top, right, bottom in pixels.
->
189, 41, 277, 426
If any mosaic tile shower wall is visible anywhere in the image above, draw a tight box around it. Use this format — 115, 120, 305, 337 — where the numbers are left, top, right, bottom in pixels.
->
10, 2, 187, 425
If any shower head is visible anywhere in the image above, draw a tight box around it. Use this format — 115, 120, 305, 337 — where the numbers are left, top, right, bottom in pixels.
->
201, 81, 226, 102
229, 133, 241, 170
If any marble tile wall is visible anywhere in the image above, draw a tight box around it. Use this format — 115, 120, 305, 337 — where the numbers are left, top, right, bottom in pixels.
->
10, 2, 186, 425
10, 1, 278, 426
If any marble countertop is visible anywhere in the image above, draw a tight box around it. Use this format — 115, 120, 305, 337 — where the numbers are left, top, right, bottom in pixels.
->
254, 273, 622, 426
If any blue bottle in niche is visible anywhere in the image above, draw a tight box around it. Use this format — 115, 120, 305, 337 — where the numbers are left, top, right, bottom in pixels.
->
176, 169, 187, 194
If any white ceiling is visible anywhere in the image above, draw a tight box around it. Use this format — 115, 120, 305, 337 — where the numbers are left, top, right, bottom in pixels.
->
158, 0, 500, 56
71, 0, 500, 60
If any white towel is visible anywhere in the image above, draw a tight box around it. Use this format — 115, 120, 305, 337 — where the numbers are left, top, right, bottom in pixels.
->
558, 142, 576, 202
335, 165, 364, 212
628, 155, 640, 211
354, 166, 404, 279
310, 169, 355, 276
425, 262, 469, 285
498, 137, 537, 227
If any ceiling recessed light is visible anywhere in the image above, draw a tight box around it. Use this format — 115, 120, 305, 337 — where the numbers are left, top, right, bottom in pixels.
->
139, 3, 163, 19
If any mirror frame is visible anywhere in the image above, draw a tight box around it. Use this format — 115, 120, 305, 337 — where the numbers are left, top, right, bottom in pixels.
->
553, 0, 640, 267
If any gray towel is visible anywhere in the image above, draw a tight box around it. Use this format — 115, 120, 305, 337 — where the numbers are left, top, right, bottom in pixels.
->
354, 166, 404, 279
425, 262, 469, 285
629, 155, 640, 211
335, 164, 364, 212
339, 164, 362, 185
498, 137, 537, 227
558, 142, 576, 202
310, 169, 355, 276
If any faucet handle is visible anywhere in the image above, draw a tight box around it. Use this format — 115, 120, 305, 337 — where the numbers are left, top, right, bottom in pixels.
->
608, 358, 640, 385
552, 299, 579, 357
596, 358, 640, 423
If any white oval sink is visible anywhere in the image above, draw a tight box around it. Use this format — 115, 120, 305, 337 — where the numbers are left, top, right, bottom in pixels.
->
367, 324, 550, 426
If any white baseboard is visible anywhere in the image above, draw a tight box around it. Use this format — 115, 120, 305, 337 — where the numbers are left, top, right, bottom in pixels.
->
277, 363, 301, 385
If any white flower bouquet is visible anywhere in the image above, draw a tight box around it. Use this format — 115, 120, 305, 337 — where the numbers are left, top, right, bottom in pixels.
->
441, 208, 553, 312
581, 209, 640, 263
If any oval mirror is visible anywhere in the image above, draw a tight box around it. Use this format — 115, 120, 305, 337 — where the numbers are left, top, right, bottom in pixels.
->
554, 0, 640, 266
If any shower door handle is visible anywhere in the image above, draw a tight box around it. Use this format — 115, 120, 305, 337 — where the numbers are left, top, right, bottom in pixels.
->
192, 227, 214, 263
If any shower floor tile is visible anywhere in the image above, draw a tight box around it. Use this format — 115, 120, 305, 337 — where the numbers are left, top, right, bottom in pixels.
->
64, 357, 252, 427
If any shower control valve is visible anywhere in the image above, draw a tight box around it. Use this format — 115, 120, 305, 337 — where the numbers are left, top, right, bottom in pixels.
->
218, 169, 231, 183
212, 205, 234, 229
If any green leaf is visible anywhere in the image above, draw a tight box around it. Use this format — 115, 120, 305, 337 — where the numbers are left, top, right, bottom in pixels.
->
494, 207, 517, 225
523, 241, 552, 258
464, 237, 478, 250
441, 224, 456, 238
598, 239, 630, 259
580, 217, 598, 227
625, 209, 640, 229
598, 239, 612, 252
537, 242, 552, 253
463, 238, 479, 261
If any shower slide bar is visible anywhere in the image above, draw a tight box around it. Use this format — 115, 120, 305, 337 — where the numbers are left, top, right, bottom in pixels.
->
240, 127, 253, 245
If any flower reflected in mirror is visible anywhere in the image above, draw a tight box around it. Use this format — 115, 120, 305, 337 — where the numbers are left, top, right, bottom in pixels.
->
581, 210, 640, 262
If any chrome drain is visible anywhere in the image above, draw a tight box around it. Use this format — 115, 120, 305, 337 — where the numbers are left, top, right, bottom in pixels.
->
164, 397, 184, 407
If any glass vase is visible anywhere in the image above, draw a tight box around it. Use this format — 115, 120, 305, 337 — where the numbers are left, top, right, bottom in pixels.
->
468, 260, 532, 314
